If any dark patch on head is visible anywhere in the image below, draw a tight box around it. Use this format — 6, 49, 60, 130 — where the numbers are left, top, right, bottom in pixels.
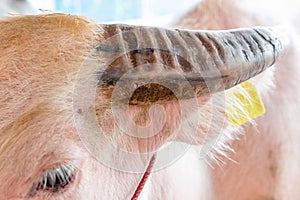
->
255, 195, 276, 200
268, 150, 278, 180
129, 83, 177, 105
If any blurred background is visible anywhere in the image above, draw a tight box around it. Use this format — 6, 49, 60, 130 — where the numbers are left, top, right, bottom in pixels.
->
0, 0, 299, 26
0, 0, 201, 25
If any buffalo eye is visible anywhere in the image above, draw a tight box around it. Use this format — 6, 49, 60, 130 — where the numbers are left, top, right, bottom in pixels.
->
29, 163, 76, 196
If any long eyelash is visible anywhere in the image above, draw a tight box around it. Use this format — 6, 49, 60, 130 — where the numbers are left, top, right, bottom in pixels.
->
36, 163, 76, 192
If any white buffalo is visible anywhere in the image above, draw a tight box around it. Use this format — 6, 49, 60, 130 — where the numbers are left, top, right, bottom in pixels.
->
0, 0, 299, 199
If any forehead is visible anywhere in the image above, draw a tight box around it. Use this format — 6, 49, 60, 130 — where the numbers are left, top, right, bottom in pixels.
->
0, 14, 96, 77
0, 16, 97, 196
0, 14, 97, 131
0, 14, 96, 184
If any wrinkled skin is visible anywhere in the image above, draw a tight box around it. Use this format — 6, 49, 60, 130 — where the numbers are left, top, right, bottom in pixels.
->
0, 0, 300, 199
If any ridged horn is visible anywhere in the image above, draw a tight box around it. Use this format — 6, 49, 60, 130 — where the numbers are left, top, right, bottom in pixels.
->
96, 24, 288, 105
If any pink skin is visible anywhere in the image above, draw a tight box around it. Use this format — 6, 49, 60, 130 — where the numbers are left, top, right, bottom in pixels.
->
0, 0, 299, 199
0, 13, 211, 200
176, 0, 300, 199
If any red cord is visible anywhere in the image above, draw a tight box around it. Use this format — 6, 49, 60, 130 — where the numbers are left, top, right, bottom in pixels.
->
130, 154, 157, 200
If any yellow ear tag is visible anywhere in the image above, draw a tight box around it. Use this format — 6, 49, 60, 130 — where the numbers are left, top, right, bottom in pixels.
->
225, 81, 265, 127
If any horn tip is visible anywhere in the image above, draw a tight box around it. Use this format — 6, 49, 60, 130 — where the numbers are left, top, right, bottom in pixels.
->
271, 25, 291, 54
